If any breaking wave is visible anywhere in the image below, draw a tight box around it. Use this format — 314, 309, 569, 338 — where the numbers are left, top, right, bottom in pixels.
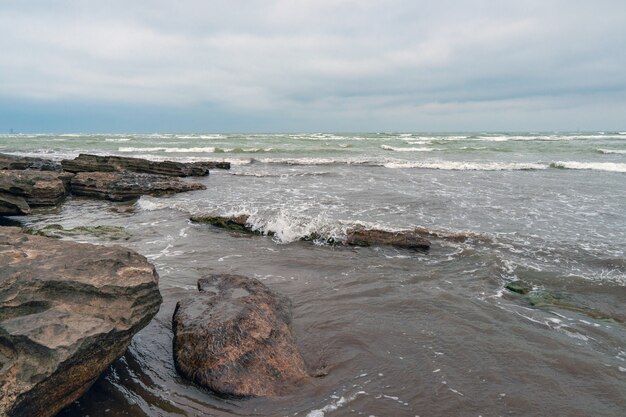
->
381, 145, 434, 152
596, 148, 626, 155
550, 161, 626, 173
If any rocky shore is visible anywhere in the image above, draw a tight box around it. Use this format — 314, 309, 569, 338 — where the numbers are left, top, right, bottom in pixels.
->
0, 227, 162, 417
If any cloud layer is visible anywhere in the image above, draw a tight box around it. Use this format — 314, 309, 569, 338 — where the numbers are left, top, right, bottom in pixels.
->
1, 0, 625, 132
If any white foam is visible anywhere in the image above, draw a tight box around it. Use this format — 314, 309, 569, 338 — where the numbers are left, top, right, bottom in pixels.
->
104, 138, 131, 142
597, 148, 626, 154
381, 145, 434, 152
550, 161, 626, 173
119, 147, 217, 153
306, 391, 367, 417
383, 161, 546, 170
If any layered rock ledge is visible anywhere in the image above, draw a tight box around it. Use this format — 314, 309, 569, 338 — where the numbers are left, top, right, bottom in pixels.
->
172, 274, 310, 397
0, 153, 62, 172
0, 227, 162, 417
71, 171, 206, 201
62, 154, 230, 176
0, 170, 73, 215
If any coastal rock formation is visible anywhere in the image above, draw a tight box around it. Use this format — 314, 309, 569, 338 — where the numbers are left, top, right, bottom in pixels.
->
0, 227, 162, 417
0, 153, 61, 171
190, 214, 431, 250
62, 154, 230, 176
28, 224, 131, 240
71, 171, 206, 201
172, 274, 309, 397
189, 214, 253, 233
345, 228, 431, 250
0, 170, 73, 212
0, 192, 30, 215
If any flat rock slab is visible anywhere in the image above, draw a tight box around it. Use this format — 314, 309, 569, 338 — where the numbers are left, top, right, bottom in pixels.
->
345, 228, 430, 250
62, 154, 230, 177
173, 274, 310, 397
0, 227, 162, 417
0, 153, 61, 172
71, 171, 206, 201
0, 170, 73, 212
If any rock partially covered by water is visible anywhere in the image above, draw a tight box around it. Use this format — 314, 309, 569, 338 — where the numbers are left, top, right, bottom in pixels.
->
0, 170, 73, 214
172, 274, 310, 397
0, 227, 162, 417
71, 171, 206, 201
189, 214, 253, 233
345, 228, 431, 250
28, 224, 131, 240
0, 153, 61, 171
62, 154, 230, 176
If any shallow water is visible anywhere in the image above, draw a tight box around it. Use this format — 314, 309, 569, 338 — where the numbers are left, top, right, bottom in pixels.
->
2, 132, 625, 416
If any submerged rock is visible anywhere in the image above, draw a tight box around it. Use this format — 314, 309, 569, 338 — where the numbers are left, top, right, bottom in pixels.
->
172, 274, 310, 397
0, 153, 61, 171
62, 154, 230, 176
345, 228, 431, 250
505, 280, 532, 295
0, 170, 73, 212
190, 214, 253, 233
28, 224, 131, 240
0, 227, 162, 417
71, 171, 206, 201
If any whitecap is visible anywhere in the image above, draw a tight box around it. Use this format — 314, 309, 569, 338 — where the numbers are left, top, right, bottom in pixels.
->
381, 145, 434, 152
550, 161, 626, 173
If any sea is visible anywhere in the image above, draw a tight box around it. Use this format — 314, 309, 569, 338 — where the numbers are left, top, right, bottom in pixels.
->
1, 132, 625, 416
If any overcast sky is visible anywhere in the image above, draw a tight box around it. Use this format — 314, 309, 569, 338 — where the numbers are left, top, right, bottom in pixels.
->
1, 0, 625, 132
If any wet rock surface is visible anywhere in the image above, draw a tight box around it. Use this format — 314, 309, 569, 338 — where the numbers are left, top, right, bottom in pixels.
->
62, 154, 230, 176
0, 153, 62, 171
190, 214, 253, 233
345, 228, 431, 250
27, 224, 131, 240
0, 170, 73, 214
71, 171, 206, 201
0, 227, 162, 417
172, 274, 310, 397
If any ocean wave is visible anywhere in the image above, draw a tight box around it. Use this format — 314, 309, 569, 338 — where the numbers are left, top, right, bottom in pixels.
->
381, 145, 434, 152
550, 161, 626, 173
596, 148, 626, 154
104, 138, 132, 142
383, 161, 547, 170
118, 146, 273, 153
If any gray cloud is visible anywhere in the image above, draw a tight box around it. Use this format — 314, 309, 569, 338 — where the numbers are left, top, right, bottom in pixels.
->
1, 0, 625, 131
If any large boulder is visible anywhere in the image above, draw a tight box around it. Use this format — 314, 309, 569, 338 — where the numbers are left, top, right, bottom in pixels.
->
71, 171, 206, 201
0, 153, 61, 172
62, 154, 230, 176
172, 274, 310, 397
0, 193, 30, 216
0, 170, 73, 210
0, 227, 162, 417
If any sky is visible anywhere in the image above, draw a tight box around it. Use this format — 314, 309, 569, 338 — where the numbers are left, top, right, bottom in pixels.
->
1, 0, 625, 133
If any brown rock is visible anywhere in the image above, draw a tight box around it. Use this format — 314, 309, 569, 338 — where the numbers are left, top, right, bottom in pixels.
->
0, 192, 30, 215
61, 154, 230, 176
71, 171, 206, 201
172, 274, 309, 397
0, 170, 73, 208
0, 227, 162, 417
0, 153, 61, 171
189, 214, 253, 233
346, 228, 430, 250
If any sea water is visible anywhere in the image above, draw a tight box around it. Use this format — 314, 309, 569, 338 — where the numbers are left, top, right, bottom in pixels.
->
1, 132, 625, 416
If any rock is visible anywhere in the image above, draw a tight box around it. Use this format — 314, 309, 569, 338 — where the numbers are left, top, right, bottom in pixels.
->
0, 153, 61, 171
28, 224, 131, 240
61, 154, 230, 177
71, 171, 206, 201
0, 170, 73, 208
505, 280, 532, 295
345, 228, 431, 250
190, 214, 253, 233
0, 227, 162, 417
172, 274, 310, 397
0, 192, 30, 216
